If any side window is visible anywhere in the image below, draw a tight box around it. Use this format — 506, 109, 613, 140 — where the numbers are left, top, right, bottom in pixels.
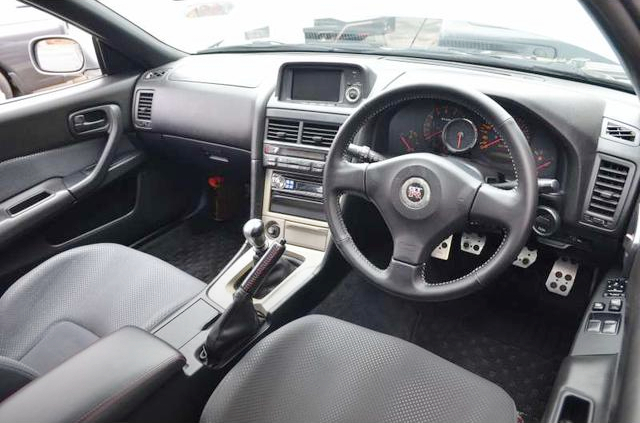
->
0, 1, 102, 103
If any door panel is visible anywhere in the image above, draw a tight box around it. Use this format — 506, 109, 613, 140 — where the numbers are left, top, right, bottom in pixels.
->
0, 73, 200, 293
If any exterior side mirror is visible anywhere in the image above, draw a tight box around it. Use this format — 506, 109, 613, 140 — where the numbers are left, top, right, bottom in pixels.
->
29, 36, 85, 75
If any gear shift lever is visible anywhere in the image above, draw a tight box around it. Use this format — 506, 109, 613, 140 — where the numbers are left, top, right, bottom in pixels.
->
243, 219, 267, 259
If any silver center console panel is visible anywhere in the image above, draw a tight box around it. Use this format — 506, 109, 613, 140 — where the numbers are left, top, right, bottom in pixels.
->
207, 62, 367, 314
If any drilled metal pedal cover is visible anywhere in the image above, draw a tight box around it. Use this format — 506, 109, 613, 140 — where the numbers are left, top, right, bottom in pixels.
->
545, 257, 579, 296
513, 247, 538, 268
460, 232, 486, 255
431, 235, 453, 260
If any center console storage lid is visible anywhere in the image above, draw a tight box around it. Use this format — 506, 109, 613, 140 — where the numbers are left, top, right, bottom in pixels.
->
0, 326, 185, 423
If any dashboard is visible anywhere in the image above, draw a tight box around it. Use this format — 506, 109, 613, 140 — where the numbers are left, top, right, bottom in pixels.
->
380, 100, 561, 179
132, 52, 640, 256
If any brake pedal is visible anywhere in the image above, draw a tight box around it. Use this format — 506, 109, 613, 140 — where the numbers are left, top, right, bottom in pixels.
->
513, 247, 537, 269
431, 235, 453, 260
460, 232, 486, 255
545, 257, 579, 296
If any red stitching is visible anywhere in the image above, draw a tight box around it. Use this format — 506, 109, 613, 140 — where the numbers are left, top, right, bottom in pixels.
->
75, 354, 184, 423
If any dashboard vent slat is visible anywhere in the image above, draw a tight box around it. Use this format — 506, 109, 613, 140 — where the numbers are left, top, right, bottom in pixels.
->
301, 122, 340, 147
136, 91, 154, 122
584, 158, 631, 228
602, 119, 638, 144
266, 119, 300, 143
134, 90, 154, 130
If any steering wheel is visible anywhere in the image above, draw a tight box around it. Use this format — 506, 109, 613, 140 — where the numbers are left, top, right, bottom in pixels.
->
323, 83, 538, 301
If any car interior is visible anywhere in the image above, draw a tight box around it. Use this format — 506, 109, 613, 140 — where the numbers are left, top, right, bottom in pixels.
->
1, 0, 640, 422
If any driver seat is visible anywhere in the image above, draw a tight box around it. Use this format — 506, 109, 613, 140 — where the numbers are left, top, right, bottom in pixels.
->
201, 314, 517, 423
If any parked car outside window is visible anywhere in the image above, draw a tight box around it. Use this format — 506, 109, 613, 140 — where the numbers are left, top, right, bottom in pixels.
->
0, 0, 101, 102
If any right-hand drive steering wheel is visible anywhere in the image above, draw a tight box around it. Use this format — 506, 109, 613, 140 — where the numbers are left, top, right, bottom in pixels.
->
323, 83, 538, 301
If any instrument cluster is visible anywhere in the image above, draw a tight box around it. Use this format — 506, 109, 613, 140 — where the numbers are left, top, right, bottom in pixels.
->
384, 100, 559, 179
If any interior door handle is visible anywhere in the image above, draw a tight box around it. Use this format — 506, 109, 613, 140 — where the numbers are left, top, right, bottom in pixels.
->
66, 104, 123, 199
69, 109, 110, 136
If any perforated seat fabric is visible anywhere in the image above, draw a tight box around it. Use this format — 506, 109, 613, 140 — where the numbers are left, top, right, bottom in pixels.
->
0, 243, 204, 399
202, 315, 517, 423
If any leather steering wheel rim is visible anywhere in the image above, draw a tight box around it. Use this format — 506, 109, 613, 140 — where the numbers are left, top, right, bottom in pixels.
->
323, 83, 538, 301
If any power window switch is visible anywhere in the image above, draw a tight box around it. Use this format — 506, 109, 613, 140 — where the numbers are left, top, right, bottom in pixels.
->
592, 302, 605, 311
586, 319, 602, 333
602, 320, 619, 334
609, 298, 623, 312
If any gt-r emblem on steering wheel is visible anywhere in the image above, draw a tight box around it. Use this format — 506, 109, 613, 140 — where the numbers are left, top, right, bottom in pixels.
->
406, 185, 423, 201
400, 177, 431, 210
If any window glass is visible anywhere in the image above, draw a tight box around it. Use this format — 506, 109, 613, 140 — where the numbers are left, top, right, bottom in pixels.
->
99, 0, 630, 91
0, 1, 102, 103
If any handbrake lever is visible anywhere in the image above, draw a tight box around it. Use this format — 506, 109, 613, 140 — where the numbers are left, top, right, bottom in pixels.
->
238, 239, 286, 296
202, 240, 287, 366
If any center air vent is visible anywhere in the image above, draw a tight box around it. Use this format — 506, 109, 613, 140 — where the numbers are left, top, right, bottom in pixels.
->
301, 122, 340, 147
583, 156, 633, 229
602, 118, 638, 144
266, 119, 300, 143
135, 90, 154, 129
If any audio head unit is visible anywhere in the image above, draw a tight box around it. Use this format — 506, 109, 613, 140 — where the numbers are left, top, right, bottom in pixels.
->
277, 63, 368, 106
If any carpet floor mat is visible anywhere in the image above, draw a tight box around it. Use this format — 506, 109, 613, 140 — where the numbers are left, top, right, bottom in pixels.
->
137, 212, 246, 282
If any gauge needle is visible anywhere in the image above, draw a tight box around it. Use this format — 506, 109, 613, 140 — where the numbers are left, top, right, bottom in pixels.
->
400, 135, 414, 152
457, 132, 463, 149
537, 161, 551, 170
480, 138, 503, 150
424, 131, 442, 140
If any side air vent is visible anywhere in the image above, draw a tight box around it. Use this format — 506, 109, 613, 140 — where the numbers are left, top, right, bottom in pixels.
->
602, 118, 639, 145
301, 122, 340, 147
266, 119, 300, 143
583, 156, 634, 229
135, 90, 154, 129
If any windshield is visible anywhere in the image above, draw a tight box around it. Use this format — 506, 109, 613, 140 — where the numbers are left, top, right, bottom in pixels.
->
98, 0, 631, 91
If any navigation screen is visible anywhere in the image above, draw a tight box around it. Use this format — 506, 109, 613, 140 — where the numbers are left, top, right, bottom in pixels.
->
291, 69, 341, 102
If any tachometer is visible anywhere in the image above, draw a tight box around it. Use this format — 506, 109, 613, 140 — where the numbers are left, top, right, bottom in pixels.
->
423, 103, 465, 151
442, 118, 478, 153
398, 130, 420, 153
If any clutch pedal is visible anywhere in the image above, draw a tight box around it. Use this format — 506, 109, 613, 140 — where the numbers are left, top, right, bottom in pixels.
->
460, 232, 486, 255
545, 256, 579, 296
431, 235, 453, 260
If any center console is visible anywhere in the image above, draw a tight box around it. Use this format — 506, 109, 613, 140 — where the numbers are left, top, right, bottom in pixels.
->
207, 62, 369, 316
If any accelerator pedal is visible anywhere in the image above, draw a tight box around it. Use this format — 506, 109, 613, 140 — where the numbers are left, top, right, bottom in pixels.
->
545, 256, 579, 296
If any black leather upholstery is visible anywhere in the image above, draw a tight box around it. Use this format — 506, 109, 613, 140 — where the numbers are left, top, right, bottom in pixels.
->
0, 243, 204, 400
0, 327, 185, 423
201, 315, 517, 423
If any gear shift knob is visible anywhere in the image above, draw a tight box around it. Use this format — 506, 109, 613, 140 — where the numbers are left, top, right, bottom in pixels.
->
243, 219, 267, 255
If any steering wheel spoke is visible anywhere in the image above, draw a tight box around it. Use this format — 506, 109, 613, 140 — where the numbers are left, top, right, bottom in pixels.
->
470, 184, 525, 229
328, 160, 368, 195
